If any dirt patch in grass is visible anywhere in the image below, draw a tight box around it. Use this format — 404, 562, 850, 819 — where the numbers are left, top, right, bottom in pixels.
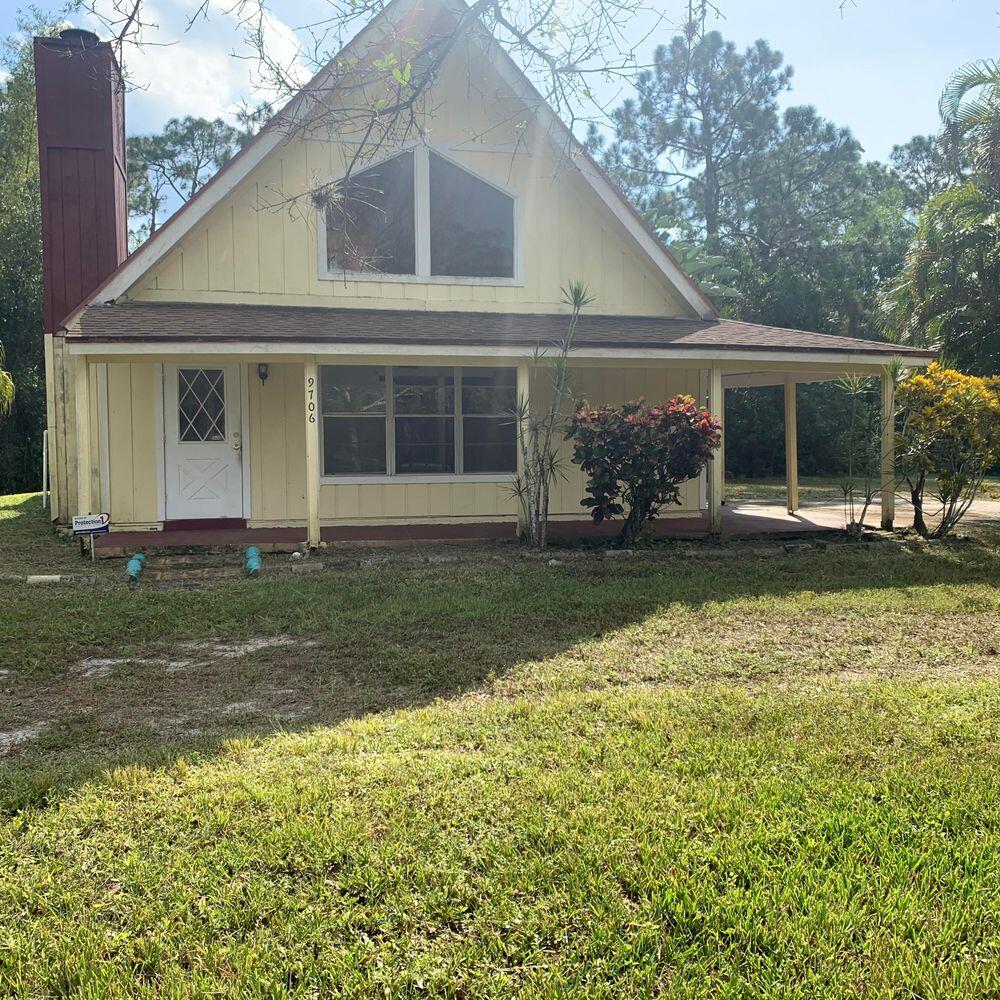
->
1, 636, 335, 757
0, 723, 49, 754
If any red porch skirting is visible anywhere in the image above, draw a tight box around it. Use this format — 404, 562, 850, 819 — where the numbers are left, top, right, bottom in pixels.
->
93, 507, 838, 554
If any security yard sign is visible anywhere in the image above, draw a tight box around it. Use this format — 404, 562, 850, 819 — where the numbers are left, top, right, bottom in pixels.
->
72, 512, 110, 561
72, 513, 110, 536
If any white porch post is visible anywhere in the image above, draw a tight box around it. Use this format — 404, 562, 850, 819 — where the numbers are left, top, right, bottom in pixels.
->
707, 365, 724, 534
880, 370, 896, 530
719, 381, 726, 506
304, 358, 321, 548
784, 375, 799, 514
74, 356, 92, 517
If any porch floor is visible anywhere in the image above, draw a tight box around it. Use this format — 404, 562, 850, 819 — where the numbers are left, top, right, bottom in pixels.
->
92, 500, 879, 554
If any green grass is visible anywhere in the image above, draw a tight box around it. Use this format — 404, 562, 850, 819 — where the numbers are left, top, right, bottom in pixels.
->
0, 492, 107, 575
2, 493, 1000, 996
727, 474, 1000, 502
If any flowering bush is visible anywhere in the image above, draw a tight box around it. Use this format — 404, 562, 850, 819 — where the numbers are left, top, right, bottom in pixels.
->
896, 364, 1000, 537
567, 396, 722, 546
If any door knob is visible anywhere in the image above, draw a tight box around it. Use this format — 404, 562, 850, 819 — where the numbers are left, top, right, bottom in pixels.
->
232, 442, 242, 451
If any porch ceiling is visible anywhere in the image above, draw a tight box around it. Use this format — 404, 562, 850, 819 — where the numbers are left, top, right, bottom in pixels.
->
724, 371, 852, 388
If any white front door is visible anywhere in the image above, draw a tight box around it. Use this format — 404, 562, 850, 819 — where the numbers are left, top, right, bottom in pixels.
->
163, 364, 244, 520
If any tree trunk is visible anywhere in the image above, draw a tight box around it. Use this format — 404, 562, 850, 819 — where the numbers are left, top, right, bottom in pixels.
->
910, 475, 928, 538
703, 157, 720, 244
618, 500, 645, 548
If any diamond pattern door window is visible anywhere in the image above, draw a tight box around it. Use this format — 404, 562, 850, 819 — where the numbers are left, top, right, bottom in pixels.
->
178, 369, 226, 442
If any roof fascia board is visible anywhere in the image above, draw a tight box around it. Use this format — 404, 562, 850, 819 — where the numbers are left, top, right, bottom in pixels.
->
66, 340, 929, 367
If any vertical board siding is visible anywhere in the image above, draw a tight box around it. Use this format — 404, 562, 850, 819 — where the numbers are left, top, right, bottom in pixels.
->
250, 364, 307, 523
233, 181, 261, 293
102, 361, 704, 530
107, 364, 135, 522
130, 49, 695, 317
207, 207, 236, 292
104, 363, 159, 525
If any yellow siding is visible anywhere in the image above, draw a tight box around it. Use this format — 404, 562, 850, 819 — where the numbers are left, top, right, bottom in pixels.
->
247, 361, 703, 526
548, 365, 704, 519
248, 363, 307, 523
59, 30, 716, 529
105, 363, 160, 526
93, 357, 703, 530
129, 46, 695, 318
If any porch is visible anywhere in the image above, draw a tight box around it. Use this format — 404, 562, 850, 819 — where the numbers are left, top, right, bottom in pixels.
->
91, 499, 858, 555
59, 302, 938, 546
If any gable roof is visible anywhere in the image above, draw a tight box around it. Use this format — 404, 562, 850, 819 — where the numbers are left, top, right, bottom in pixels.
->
68, 300, 937, 362
62, 0, 717, 329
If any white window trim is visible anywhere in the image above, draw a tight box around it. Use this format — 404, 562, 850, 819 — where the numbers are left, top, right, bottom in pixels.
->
316, 144, 523, 287
321, 474, 514, 486
318, 363, 518, 483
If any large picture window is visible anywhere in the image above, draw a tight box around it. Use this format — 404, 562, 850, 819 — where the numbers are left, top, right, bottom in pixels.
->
321, 366, 388, 475
322, 146, 517, 282
320, 365, 517, 478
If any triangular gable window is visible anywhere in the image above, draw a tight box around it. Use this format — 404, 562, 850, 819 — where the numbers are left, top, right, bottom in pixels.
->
429, 152, 514, 278
322, 147, 517, 283
326, 151, 416, 275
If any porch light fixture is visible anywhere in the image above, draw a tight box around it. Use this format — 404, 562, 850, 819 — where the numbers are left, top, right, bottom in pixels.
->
257, 363, 269, 385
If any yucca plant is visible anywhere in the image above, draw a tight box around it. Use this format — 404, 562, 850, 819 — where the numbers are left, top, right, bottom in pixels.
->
512, 280, 593, 549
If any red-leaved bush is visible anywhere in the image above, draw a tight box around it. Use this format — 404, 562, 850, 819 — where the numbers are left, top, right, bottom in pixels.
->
567, 396, 722, 545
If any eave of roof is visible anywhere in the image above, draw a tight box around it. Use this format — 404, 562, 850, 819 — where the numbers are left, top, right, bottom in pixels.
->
66, 301, 938, 360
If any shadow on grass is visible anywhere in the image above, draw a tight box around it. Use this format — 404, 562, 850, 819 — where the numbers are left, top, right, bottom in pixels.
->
2, 489, 999, 815
0, 493, 92, 574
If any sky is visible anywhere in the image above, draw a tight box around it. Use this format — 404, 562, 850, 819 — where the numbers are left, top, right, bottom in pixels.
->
2, 0, 996, 162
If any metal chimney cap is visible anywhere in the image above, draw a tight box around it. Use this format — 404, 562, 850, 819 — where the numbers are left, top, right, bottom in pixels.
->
58, 27, 101, 47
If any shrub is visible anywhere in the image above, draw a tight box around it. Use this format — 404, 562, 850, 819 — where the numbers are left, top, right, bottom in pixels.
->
896, 364, 1000, 538
567, 396, 722, 546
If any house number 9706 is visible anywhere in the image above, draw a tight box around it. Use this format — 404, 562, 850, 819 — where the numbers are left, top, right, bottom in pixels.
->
306, 376, 316, 423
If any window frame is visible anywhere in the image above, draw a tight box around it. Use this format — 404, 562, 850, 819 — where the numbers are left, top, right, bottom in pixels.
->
317, 144, 522, 287
319, 363, 519, 485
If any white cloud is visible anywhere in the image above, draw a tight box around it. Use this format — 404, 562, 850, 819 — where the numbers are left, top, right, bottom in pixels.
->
82, 0, 311, 134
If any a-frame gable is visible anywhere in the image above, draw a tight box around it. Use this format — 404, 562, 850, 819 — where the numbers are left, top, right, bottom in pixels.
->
67, 0, 716, 324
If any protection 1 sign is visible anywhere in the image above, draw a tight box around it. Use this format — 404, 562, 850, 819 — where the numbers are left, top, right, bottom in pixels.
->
72, 513, 110, 536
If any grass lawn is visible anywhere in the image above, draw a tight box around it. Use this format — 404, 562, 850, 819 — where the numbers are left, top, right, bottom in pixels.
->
2, 493, 1000, 996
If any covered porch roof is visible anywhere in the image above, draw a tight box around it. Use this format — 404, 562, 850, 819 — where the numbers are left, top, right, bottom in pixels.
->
66, 301, 936, 366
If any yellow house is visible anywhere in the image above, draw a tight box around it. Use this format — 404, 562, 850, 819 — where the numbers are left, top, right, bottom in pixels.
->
36, 3, 935, 550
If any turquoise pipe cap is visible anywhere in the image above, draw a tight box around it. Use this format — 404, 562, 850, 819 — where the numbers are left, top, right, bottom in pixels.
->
245, 547, 262, 576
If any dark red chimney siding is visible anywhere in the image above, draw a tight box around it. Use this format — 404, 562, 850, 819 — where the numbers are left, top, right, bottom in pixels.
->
34, 32, 127, 335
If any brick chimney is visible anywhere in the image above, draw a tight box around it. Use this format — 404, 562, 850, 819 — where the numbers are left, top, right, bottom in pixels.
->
34, 28, 127, 334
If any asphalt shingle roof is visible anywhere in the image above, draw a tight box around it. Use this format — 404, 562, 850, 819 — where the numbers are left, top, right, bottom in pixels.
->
68, 301, 937, 358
